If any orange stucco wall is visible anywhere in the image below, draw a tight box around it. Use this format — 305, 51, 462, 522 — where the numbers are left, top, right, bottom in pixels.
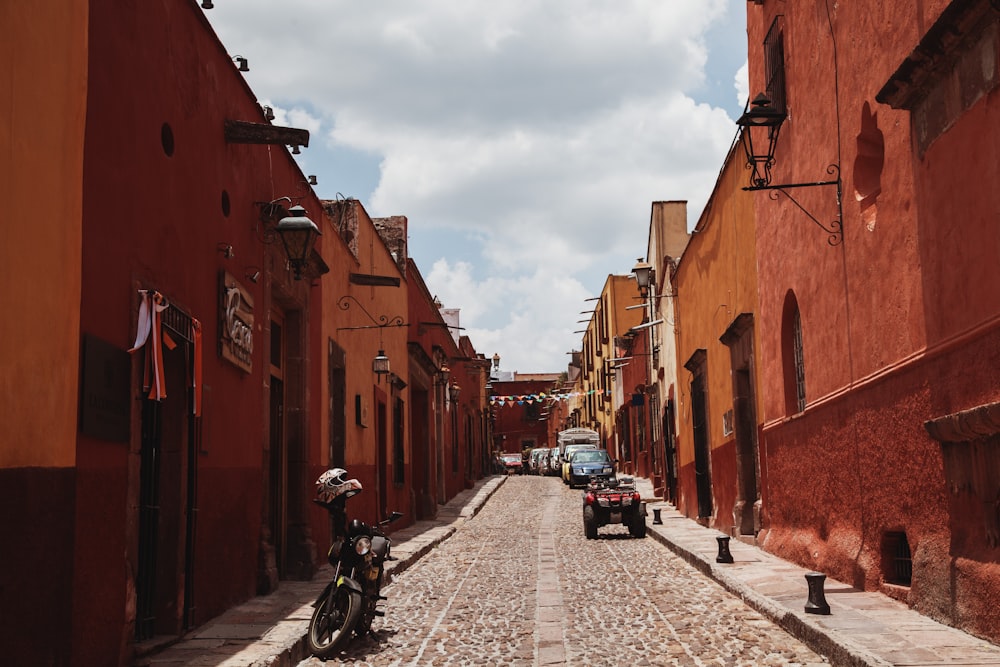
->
671, 145, 759, 530
0, 1, 87, 469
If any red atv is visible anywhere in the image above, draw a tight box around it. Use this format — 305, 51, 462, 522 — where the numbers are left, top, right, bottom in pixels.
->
582, 476, 647, 539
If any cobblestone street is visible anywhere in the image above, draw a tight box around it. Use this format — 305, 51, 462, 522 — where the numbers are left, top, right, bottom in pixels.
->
298, 476, 827, 666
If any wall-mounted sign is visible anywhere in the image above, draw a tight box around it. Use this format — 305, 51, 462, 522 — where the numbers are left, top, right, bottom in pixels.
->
220, 271, 254, 373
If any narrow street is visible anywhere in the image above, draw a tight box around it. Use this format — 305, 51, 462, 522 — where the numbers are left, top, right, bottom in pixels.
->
299, 476, 827, 666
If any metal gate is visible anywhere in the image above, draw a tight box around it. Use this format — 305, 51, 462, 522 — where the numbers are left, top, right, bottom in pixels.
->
135, 304, 198, 640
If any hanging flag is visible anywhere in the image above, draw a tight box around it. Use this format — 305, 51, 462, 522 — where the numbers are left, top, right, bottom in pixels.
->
129, 290, 170, 401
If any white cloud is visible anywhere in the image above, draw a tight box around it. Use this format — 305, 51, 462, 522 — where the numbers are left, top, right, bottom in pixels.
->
735, 59, 750, 110
205, 0, 746, 372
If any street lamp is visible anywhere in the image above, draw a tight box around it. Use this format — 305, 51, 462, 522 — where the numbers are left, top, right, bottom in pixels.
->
632, 258, 654, 296
735, 92, 843, 245
735, 93, 787, 190
276, 205, 321, 280
372, 350, 390, 377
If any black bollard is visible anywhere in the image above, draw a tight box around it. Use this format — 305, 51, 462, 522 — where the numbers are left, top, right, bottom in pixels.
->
652, 507, 663, 524
715, 535, 734, 563
804, 572, 831, 615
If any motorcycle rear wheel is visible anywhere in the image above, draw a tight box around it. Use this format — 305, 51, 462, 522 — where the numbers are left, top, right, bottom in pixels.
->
308, 585, 362, 658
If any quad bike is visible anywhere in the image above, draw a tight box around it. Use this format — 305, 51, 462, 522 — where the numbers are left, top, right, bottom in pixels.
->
582, 475, 647, 539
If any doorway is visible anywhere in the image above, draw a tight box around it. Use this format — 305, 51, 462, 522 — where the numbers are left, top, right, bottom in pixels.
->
266, 313, 286, 585
722, 313, 761, 536
685, 349, 713, 520
135, 307, 197, 641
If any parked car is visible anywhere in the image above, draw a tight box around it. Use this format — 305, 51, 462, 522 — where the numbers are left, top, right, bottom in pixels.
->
529, 447, 548, 475
567, 448, 615, 488
500, 453, 523, 475
562, 443, 599, 484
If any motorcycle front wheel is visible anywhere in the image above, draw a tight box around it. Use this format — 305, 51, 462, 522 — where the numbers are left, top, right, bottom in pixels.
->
308, 584, 362, 658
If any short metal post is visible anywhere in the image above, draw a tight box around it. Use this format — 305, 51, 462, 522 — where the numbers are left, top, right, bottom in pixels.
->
804, 572, 830, 615
715, 535, 734, 563
652, 507, 663, 525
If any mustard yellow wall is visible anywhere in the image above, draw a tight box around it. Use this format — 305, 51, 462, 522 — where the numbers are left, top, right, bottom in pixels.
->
672, 146, 759, 469
0, 2, 87, 468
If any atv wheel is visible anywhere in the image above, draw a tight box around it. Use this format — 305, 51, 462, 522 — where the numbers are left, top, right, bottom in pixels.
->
583, 505, 598, 539
628, 512, 647, 538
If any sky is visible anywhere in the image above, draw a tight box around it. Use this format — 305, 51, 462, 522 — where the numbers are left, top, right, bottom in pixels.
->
203, 1, 750, 375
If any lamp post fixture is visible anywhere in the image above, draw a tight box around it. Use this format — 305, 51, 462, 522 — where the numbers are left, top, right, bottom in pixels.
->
276, 205, 320, 280
631, 258, 654, 297
372, 349, 391, 377
735, 92, 843, 246
735, 93, 787, 190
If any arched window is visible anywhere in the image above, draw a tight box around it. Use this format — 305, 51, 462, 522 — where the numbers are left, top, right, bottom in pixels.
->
781, 291, 806, 414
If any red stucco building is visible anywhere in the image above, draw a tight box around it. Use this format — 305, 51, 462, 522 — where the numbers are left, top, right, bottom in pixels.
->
491, 374, 561, 458
0, 3, 489, 665
746, 0, 1000, 643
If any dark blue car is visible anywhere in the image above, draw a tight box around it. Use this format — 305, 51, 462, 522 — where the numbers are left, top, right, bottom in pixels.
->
568, 449, 615, 488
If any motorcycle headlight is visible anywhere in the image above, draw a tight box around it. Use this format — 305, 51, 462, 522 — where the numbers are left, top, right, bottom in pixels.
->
355, 536, 372, 556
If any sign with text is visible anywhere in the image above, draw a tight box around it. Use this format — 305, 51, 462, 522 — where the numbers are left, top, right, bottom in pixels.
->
219, 271, 254, 373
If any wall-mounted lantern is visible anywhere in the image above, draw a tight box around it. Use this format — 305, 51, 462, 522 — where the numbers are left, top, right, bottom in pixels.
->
735, 93, 787, 190
276, 205, 320, 280
631, 258, 654, 296
736, 92, 843, 246
448, 382, 462, 404
255, 199, 322, 280
372, 349, 391, 377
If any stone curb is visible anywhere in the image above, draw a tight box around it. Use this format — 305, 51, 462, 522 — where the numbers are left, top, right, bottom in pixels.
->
644, 512, 891, 667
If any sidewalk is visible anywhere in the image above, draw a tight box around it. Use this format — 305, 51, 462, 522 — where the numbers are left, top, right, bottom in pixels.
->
137, 474, 1000, 667
631, 477, 1000, 667
135, 475, 508, 667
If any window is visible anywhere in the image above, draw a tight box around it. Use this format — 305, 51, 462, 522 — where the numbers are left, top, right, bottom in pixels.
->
793, 309, 805, 411
882, 531, 912, 586
781, 291, 806, 414
764, 15, 787, 114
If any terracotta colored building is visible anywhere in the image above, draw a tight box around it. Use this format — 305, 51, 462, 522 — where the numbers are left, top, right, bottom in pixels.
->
669, 145, 761, 537
575, 275, 644, 456
746, 0, 1000, 642
0, 2, 87, 665
490, 373, 561, 460
0, 3, 488, 665
313, 199, 412, 536
643, 201, 691, 501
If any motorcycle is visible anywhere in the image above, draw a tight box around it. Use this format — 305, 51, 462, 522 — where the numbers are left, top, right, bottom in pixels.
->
307, 468, 404, 658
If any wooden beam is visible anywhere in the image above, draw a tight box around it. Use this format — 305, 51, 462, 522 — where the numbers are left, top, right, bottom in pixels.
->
224, 119, 310, 147
349, 273, 401, 287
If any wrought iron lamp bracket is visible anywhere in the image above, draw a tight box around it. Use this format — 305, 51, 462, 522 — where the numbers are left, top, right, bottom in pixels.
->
744, 164, 843, 246
335, 295, 406, 331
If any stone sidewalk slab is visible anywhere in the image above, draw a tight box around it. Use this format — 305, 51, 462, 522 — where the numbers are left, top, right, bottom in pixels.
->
633, 477, 1000, 667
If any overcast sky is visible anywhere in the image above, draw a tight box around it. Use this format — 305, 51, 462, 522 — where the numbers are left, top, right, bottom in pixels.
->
204, 1, 750, 374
